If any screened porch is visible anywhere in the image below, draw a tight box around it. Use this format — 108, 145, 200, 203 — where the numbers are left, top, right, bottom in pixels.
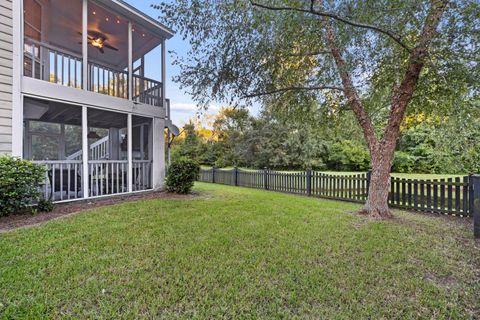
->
23, 97, 153, 202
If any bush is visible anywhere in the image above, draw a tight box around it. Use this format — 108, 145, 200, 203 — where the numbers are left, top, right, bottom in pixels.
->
0, 156, 45, 216
392, 151, 416, 173
36, 199, 54, 213
165, 157, 200, 194
327, 140, 370, 171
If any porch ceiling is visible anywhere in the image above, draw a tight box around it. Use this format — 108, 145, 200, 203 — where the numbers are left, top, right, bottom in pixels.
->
42, 0, 163, 69
23, 97, 146, 129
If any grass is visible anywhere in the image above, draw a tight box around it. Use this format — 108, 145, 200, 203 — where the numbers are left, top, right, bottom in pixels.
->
1, 183, 479, 319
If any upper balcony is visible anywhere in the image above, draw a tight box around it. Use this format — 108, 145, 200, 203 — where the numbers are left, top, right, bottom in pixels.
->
22, 0, 173, 108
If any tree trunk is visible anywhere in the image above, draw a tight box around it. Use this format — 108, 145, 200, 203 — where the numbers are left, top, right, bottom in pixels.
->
318, 0, 448, 218
362, 152, 395, 218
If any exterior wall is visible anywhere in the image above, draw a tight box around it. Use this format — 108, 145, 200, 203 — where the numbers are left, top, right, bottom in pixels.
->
0, 0, 13, 155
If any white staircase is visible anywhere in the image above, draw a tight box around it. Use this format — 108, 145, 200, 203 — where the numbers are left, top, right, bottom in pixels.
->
67, 136, 109, 160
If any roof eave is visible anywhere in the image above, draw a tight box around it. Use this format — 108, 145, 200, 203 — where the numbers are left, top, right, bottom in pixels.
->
96, 0, 175, 40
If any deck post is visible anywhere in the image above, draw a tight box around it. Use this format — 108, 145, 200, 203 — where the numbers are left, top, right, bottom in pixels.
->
152, 117, 165, 190
82, 0, 88, 90
82, 106, 89, 198
127, 114, 133, 193
128, 22, 133, 100
161, 39, 166, 109
470, 175, 480, 238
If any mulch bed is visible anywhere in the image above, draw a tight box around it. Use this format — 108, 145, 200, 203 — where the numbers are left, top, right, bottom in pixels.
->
0, 191, 198, 233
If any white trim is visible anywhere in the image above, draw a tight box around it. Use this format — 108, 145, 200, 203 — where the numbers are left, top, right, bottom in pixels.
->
22, 93, 155, 125
22, 78, 165, 118
12, 0, 24, 156
161, 39, 166, 110
95, 0, 174, 39
152, 117, 165, 190
128, 21, 133, 101
127, 113, 133, 193
82, 106, 89, 198
82, 0, 88, 91
48, 188, 155, 205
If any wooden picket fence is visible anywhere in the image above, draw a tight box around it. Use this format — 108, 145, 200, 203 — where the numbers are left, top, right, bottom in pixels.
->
198, 168, 475, 217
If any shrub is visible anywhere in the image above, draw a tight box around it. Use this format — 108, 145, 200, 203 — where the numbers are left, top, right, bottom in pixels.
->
0, 156, 45, 216
165, 157, 200, 193
327, 140, 370, 171
37, 199, 54, 213
392, 151, 416, 173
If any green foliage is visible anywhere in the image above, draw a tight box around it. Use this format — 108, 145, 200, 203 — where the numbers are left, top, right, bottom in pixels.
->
0, 156, 45, 216
165, 157, 200, 194
36, 199, 54, 213
327, 140, 370, 171
170, 105, 480, 174
392, 151, 416, 173
155, 0, 479, 175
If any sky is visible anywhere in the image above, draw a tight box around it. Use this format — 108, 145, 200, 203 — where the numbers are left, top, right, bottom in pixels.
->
124, 0, 259, 127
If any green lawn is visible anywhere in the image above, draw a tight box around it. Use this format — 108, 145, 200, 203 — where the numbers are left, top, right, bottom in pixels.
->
1, 183, 478, 319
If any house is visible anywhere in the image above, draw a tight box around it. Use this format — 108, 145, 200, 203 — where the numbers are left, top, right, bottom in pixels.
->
0, 0, 176, 202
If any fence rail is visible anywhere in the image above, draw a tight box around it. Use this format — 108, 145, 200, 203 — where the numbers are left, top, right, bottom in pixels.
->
199, 168, 475, 217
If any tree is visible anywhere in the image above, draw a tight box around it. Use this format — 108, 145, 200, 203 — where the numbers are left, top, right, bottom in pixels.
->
155, 0, 478, 218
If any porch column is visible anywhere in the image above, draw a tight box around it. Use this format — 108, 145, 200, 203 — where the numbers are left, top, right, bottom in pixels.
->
11, 0, 23, 157
82, 0, 88, 90
161, 39, 166, 109
152, 117, 165, 190
82, 106, 89, 198
128, 22, 133, 100
108, 128, 120, 160
127, 113, 133, 192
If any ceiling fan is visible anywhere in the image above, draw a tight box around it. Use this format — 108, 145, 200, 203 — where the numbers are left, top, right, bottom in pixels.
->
78, 31, 118, 54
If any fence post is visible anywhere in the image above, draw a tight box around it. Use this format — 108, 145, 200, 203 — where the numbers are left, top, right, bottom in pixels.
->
264, 167, 268, 190
212, 167, 216, 184
366, 170, 372, 196
306, 168, 312, 196
234, 167, 238, 186
470, 174, 480, 238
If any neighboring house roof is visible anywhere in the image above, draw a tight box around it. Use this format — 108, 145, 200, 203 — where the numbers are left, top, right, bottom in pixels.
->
98, 0, 175, 40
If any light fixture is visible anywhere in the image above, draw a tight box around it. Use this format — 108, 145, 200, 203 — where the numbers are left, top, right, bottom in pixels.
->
116, 19, 120, 24
105, 17, 109, 21
91, 38, 104, 49
92, 11, 96, 15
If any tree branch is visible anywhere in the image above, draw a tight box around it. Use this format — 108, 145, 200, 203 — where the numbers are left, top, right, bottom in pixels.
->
322, 16, 379, 154
382, 0, 449, 149
250, 1, 411, 52
243, 85, 344, 98
285, 50, 332, 57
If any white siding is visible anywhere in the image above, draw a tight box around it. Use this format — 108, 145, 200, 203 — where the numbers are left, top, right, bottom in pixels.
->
0, 0, 12, 155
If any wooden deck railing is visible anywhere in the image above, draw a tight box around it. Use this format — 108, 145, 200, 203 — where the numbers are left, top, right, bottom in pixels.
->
24, 38, 162, 107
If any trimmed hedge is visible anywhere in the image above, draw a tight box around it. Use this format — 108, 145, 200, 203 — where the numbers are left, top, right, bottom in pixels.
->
165, 157, 200, 194
0, 156, 45, 216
